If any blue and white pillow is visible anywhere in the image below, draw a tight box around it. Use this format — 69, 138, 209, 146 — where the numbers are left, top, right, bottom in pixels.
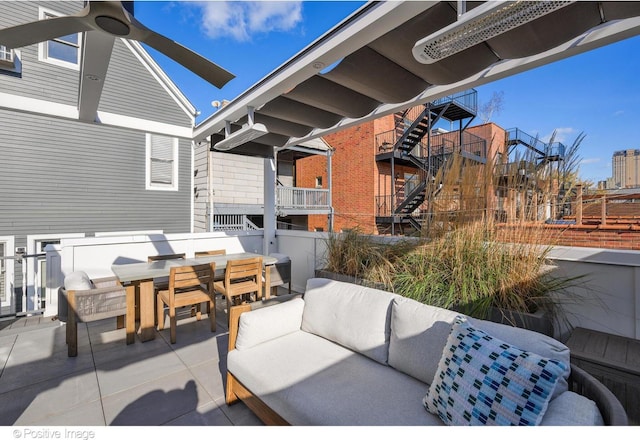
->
423, 316, 567, 426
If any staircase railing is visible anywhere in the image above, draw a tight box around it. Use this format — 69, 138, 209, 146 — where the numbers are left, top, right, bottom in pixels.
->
432, 89, 478, 114
395, 180, 427, 214
506, 128, 547, 156
546, 142, 565, 158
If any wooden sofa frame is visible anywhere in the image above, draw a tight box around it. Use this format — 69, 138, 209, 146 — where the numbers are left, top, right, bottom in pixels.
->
225, 299, 629, 426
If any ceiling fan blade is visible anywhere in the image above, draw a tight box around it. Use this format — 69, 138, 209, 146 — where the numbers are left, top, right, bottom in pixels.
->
129, 20, 235, 89
0, 11, 92, 49
78, 31, 116, 122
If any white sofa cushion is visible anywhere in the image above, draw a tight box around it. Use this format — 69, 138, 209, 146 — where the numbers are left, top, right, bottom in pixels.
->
302, 278, 398, 364
64, 271, 94, 291
235, 297, 304, 350
228, 330, 440, 425
389, 296, 461, 384
423, 316, 567, 426
389, 296, 571, 398
540, 391, 604, 425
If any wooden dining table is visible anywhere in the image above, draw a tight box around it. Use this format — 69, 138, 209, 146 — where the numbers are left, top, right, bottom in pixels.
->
111, 252, 278, 343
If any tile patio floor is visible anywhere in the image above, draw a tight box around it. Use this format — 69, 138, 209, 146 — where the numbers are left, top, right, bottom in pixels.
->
0, 290, 297, 426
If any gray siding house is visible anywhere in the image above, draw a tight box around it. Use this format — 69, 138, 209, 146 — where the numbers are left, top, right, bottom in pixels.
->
0, 1, 196, 316
192, 139, 333, 234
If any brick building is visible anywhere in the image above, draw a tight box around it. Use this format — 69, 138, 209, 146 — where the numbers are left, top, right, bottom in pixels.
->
297, 87, 579, 236
298, 90, 548, 235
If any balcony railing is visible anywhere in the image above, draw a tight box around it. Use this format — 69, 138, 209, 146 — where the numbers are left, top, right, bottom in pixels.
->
212, 215, 261, 231
432, 88, 478, 114
277, 186, 330, 210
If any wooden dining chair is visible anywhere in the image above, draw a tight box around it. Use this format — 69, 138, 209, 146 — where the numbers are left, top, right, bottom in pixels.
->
213, 257, 263, 321
148, 253, 186, 262
147, 253, 186, 289
156, 262, 216, 344
147, 253, 187, 322
195, 249, 226, 257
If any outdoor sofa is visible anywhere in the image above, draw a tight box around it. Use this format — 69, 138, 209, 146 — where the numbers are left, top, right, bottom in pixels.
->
225, 277, 627, 426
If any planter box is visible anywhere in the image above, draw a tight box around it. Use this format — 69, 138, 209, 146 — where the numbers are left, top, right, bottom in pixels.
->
487, 307, 553, 337
314, 269, 388, 290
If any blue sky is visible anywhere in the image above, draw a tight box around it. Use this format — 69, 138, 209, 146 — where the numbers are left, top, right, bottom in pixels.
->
134, 1, 640, 185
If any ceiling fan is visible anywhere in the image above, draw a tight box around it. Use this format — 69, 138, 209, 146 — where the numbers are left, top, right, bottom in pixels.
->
0, 1, 234, 87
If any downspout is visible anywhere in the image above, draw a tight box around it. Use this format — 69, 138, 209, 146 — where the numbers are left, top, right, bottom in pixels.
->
391, 145, 395, 236
327, 148, 334, 232
190, 140, 195, 233
208, 136, 214, 232
263, 149, 277, 255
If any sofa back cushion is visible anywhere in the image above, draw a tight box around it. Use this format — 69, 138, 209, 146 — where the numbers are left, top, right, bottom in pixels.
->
389, 296, 571, 398
389, 297, 461, 384
235, 297, 305, 350
302, 278, 398, 364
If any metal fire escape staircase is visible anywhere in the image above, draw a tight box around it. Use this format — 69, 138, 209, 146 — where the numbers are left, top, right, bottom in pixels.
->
392, 103, 451, 218
505, 128, 566, 167
375, 90, 478, 234
396, 96, 478, 232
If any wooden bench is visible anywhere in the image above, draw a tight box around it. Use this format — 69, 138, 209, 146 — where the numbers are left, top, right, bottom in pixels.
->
566, 327, 640, 425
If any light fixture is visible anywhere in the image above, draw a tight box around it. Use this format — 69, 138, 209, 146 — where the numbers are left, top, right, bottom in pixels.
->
412, 0, 574, 64
212, 123, 269, 151
213, 105, 269, 151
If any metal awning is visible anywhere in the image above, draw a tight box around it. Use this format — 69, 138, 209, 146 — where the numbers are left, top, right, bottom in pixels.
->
193, 1, 640, 157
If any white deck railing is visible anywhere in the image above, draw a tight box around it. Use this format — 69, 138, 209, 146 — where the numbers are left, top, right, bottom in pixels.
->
212, 215, 261, 231
43, 229, 640, 342
277, 186, 330, 210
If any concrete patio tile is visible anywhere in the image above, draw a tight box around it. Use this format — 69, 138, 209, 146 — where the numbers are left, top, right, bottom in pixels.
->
163, 401, 233, 426
0, 310, 266, 426
95, 346, 191, 398
0, 369, 101, 425
0, 330, 95, 394
188, 358, 227, 402
156, 307, 229, 342
21, 399, 106, 426
101, 368, 213, 425
164, 328, 228, 367
9, 321, 86, 357
90, 331, 172, 369
216, 396, 263, 426
0, 334, 17, 376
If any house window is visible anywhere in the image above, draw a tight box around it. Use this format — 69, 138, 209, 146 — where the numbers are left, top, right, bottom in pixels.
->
0, 46, 21, 73
146, 134, 179, 191
38, 7, 81, 70
315, 176, 323, 188
0, 45, 13, 63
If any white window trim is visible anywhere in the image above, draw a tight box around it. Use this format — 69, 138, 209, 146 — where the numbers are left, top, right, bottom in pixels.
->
37, 6, 81, 71
0, 47, 22, 74
146, 133, 179, 191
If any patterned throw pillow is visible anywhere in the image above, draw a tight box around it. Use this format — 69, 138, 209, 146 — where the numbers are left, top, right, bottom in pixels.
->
423, 316, 568, 426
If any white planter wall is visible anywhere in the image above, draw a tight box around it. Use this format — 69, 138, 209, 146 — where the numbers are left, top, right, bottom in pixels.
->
547, 246, 640, 341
